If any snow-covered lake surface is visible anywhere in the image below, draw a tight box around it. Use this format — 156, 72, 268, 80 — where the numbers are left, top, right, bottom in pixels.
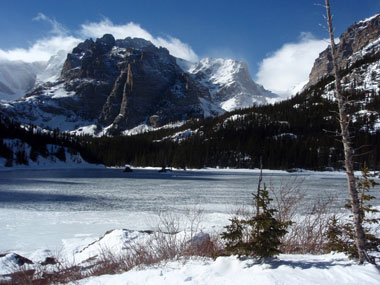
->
0, 168, 378, 255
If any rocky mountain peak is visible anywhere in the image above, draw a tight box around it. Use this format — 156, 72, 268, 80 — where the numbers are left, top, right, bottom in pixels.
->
0, 35, 277, 135
95, 34, 116, 50
307, 12, 380, 88
300, 12, 380, 136
188, 57, 277, 111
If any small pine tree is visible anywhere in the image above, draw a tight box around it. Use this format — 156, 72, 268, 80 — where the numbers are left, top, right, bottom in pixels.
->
29, 146, 39, 162
325, 164, 380, 261
5, 156, 13, 167
54, 146, 66, 162
221, 183, 291, 259
15, 149, 28, 165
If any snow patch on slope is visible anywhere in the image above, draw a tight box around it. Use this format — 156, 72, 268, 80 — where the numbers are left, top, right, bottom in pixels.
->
0, 60, 44, 101
0, 138, 101, 169
0, 51, 67, 101
187, 58, 278, 112
121, 121, 186, 136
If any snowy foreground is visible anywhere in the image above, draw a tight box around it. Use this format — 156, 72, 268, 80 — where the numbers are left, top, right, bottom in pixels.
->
1, 228, 380, 284
77, 254, 380, 285
1, 167, 380, 283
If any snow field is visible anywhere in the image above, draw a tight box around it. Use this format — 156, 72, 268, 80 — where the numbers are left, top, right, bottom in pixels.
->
75, 253, 380, 285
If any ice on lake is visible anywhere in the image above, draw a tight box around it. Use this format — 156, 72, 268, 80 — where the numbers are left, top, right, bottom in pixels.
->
0, 168, 378, 254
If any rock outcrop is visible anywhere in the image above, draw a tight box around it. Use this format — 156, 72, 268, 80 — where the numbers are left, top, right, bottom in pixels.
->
0, 34, 276, 135
307, 13, 380, 88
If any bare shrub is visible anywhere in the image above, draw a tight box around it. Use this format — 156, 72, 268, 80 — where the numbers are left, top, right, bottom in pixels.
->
269, 177, 306, 223
147, 207, 223, 260
280, 197, 335, 254
227, 177, 336, 255
2, 208, 219, 284
268, 178, 336, 254
3, 255, 83, 285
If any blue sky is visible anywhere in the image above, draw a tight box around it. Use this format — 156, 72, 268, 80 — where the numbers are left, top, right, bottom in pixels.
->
1, 0, 379, 95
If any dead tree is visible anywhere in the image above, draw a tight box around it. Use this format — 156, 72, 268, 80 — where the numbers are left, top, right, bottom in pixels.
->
324, 0, 367, 264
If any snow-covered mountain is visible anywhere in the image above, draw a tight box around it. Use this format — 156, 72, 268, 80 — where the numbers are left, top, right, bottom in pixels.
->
187, 58, 277, 111
0, 51, 67, 101
306, 12, 380, 89
36, 50, 68, 84
301, 12, 380, 133
0, 35, 277, 135
0, 60, 44, 101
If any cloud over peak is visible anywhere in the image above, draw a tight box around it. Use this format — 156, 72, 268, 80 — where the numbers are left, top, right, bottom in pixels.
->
256, 32, 329, 98
0, 15, 198, 63
79, 18, 198, 62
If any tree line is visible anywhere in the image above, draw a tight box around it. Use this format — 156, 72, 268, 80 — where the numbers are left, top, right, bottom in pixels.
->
1, 75, 379, 171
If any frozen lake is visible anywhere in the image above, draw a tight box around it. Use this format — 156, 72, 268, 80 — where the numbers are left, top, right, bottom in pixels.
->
0, 168, 378, 254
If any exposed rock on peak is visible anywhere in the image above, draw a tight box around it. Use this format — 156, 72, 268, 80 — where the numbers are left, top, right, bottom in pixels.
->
1, 35, 277, 135
307, 12, 380, 88
300, 12, 380, 134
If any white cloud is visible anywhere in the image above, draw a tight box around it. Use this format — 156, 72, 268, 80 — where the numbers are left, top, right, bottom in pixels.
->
33, 13, 69, 36
79, 18, 198, 62
0, 36, 81, 62
0, 15, 198, 63
256, 32, 329, 98
79, 19, 152, 41
154, 36, 198, 62
0, 14, 80, 62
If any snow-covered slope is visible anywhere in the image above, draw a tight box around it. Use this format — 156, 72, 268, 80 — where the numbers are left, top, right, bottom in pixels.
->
187, 58, 278, 111
301, 12, 380, 133
76, 253, 380, 285
36, 50, 67, 84
0, 138, 101, 169
0, 36, 278, 134
0, 60, 44, 101
2, 228, 379, 285
0, 51, 67, 101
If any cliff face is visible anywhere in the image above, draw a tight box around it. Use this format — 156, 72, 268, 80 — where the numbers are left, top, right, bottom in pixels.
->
62, 34, 209, 132
95, 42, 208, 133
0, 35, 211, 134
298, 13, 380, 136
0, 34, 277, 135
307, 13, 380, 88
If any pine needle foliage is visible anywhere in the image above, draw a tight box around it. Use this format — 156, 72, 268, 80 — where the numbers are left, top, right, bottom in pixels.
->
325, 164, 380, 260
221, 183, 291, 259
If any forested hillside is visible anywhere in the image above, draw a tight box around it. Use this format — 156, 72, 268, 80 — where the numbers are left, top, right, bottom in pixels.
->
77, 80, 380, 170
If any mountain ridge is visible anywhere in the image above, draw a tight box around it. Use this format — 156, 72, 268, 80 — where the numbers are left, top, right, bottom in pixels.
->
306, 12, 380, 89
0, 35, 276, 134
1, 12, 380, 170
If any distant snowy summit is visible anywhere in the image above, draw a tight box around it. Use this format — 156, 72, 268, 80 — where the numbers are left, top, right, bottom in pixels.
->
0, 50, 67, 101
181, 57, 277, 112
0, 35, 277, 135
198, 58, 277, 110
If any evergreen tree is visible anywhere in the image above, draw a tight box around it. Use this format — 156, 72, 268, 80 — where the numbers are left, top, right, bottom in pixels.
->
15, 149, 28, 165
221, 182, 291, 259
54, 146, 66, 162
325, 165, 380, 262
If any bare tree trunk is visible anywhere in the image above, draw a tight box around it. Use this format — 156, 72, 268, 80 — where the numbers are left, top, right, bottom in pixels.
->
256, 156, 263, 216
324, 0, 367, 264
